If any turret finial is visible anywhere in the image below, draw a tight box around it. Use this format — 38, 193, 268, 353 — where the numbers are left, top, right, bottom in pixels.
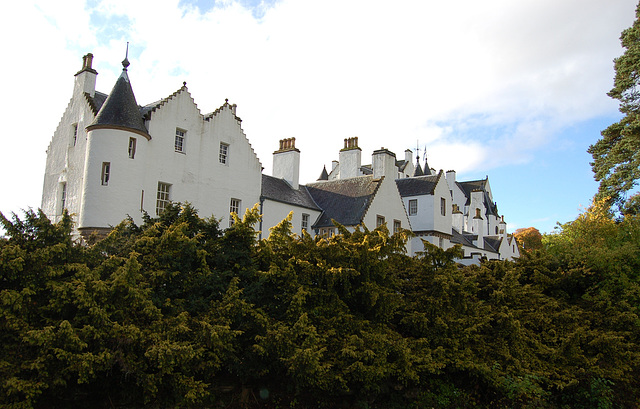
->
122, 42, 130, 70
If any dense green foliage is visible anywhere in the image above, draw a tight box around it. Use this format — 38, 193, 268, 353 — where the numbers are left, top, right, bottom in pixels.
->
589, 2, 640, 209
1, 203, 639, 408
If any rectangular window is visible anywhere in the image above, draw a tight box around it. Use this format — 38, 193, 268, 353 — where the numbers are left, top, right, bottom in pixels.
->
128, 137, 137, 159
320, 227, 334, 237
156, 182, 171, 215
101, 162, 110, 186
408, 199, 417, 216
60, 182, 67, 213
219, 142, 229, 164
441, 197, 446, 216
72, 123, 78, 146
229, 198, 241, 227
175, 128, 186, 153
393, 219, 401, 234
302, 213, 310, 232
376, 215, 385, 228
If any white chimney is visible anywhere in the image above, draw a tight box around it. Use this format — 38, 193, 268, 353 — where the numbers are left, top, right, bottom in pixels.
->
472, 207, 484, 248
338, 137, 361, 179
74, 53, 97, 97
272, 137, 300, 189
372, 147, 397, 179
452, 204, 464, 233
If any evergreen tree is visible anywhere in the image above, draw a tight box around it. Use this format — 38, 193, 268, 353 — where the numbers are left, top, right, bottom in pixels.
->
589, 2, 640, 209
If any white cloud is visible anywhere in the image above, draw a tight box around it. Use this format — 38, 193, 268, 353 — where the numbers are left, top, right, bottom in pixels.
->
0, 0, 636, 220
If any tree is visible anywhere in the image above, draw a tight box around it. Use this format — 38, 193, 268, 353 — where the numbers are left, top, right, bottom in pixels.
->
589, 2, 640, 209
513, 227, 543, 252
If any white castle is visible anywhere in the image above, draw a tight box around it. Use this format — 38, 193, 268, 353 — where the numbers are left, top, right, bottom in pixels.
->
42, 53, 519, 264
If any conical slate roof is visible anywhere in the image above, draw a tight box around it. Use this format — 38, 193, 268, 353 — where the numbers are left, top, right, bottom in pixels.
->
87, 59, 150, 139
317, 165, 329, 181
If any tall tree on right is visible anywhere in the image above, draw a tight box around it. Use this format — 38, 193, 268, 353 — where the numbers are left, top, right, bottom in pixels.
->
589, 2, 640, 209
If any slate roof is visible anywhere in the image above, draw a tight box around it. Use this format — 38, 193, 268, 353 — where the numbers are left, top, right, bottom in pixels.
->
396, 174, 439, 197
484, 236, 502, 253
306, 176, 382, 228
87, 67, 151, 139
261, 175, 321, 211
450, 228, 502, 255
84, 91, 108, 115
457, 179, 499, 216
317, 165, 329, 181
451, 229, 477, 248
413, 163, 424, 177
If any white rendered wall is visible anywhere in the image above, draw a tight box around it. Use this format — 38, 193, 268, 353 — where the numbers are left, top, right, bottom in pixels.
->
42, 72, 96, 224
362, 176, 412, 250
141, 91, 263, 227
273, 150, 300, 189
339, 148, 361, 179
260, 200, 321, 239
79, 128, 145, 229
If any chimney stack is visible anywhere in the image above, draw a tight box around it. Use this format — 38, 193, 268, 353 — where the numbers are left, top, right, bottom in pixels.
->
74, 53, 98, 98
273, 137, 300, 189
338, 137, 362, 179
372, 147, 397, 179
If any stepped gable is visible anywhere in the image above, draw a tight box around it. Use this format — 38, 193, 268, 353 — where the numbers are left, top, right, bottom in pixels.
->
205, 99, 242, 124
140, 83, 190, 120
83, 91, 108, 116
396, 172, 442, 197
86, 58, 150, 139
261, 175, 321, 210
306, 175, 382, 228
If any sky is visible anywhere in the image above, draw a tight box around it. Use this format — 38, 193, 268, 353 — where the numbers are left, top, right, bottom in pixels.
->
0, 0, 637, 234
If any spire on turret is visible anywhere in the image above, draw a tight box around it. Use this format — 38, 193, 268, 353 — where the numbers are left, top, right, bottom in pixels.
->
86, 44, 151, 140
122, 42, 130, 70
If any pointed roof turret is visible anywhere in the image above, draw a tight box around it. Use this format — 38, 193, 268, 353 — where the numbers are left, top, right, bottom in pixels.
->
86, 51, 151, 140
318, 165, 329, 181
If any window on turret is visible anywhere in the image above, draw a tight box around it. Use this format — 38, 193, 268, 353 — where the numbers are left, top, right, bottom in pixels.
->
156, 182, 171, 215
408, 199, 417, 215
101, 162, 110, 186
440, 197, 446, 216
219, 142, 229, 164
128, 137, 137, 159
175, 128, 186, 153
393, 220, 401, 233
